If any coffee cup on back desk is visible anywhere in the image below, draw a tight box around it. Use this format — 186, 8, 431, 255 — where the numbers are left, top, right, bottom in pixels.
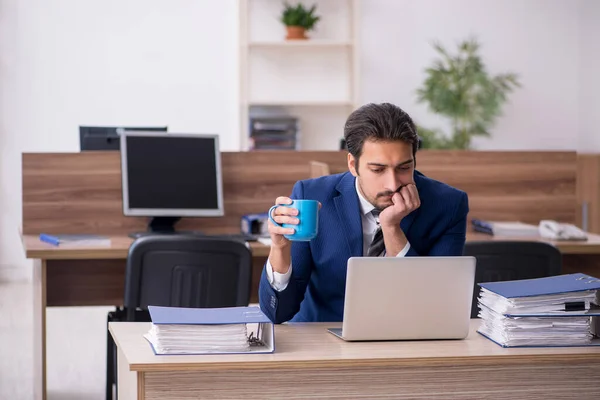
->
268, 199, 319, 241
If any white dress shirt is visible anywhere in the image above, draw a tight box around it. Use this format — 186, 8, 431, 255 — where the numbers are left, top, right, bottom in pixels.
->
266, 177, 411, 291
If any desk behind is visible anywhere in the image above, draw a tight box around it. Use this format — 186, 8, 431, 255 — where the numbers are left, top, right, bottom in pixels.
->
21, 232, 600, 307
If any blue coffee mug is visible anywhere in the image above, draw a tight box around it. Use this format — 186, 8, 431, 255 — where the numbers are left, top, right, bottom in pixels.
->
268, 199, 319, 241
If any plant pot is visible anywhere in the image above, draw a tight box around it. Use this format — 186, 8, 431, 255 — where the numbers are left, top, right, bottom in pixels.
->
286, 26, 307, 40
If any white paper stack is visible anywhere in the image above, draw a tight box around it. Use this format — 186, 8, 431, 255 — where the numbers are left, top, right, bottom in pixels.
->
476, 274, 600, 348
144, 323, 251, 355
478, 288, 598, 315
478, 303, 594, 347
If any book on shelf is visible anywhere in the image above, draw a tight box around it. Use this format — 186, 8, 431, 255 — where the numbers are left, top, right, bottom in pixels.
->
476, 273, 600, 348
143, 305, 275, 355
39, 233, 111, 247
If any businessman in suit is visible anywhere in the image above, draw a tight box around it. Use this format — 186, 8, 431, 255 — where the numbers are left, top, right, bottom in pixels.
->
259, 103, 469, 323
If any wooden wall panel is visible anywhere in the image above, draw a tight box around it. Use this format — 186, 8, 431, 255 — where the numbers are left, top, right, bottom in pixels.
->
22, 151, 348, 235
22, 150, 578, 235
577, 154, 600, 233
46, 259, 126, 306
314, 151, 578, 225
419, 152, 577, 225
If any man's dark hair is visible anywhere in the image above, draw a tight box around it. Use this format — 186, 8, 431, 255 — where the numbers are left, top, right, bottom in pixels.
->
343, 103, 419, 166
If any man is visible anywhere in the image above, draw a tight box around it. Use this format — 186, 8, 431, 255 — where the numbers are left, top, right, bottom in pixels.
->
259, 103, 469, 323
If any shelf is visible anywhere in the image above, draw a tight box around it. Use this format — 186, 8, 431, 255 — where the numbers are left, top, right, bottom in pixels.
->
249, 40, 353, 48
249, 100, 354, 107
240, 0, 360, 151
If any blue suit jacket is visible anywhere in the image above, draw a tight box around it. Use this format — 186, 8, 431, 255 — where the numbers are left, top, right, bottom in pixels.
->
259, 170, 469, 323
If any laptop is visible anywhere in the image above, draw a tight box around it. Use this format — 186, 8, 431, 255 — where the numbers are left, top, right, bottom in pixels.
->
328, 256, 476, 341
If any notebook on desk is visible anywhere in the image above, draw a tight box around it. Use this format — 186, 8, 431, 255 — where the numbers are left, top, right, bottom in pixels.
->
328, 256, 476, 341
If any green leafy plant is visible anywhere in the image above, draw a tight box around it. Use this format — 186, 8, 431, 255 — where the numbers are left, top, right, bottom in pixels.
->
416, 38, 521, 149
280, 2, 320, 30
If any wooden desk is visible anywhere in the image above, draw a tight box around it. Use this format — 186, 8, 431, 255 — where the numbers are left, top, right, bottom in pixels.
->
21, 235, 270, 260
22, 232, 600, 400
466, 231, 600, 254
21, 232, 600, 308
109, 320, 600, 399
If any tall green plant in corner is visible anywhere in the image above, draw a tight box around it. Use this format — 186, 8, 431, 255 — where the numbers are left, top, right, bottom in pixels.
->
416, 38, 521, 149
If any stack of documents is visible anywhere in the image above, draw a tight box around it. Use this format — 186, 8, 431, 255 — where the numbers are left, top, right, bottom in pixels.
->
477, 273, 600, 347
143, 305, 275, 355
471, 219, 539, 237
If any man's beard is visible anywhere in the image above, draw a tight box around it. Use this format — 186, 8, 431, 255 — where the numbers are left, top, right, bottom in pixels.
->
373, 185, 406, 210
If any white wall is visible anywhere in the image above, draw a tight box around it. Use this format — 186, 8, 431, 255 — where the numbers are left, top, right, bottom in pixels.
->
1, 0, 599, 279
0, 0, 23, 280
361, 0, 583, 151
0, 0, 239, 279
578, 0, 600, 153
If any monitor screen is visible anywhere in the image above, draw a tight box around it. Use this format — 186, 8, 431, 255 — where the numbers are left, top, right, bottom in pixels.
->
120, 131, 224, 217
79, 126, 168, 151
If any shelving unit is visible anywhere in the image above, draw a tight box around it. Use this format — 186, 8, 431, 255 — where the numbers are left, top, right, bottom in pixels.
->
249, 100, 354, 107
239, 0, 360, 151
249, 40, 353, 48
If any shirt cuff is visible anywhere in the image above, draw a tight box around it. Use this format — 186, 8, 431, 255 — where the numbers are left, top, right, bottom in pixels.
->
265, 258, 292, 292
396, 241, 411, 257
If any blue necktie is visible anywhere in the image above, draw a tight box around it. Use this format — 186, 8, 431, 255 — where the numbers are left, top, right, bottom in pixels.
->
367, 210, 385, 257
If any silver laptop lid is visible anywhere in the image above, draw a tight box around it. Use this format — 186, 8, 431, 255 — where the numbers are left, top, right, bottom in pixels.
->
340, 256, 476, 341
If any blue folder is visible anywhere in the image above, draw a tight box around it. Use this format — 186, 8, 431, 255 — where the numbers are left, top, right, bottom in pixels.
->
477, 332, 600, 348
471, 219, 494, 235
479, 273, 600, 299
148, 305, 271, 325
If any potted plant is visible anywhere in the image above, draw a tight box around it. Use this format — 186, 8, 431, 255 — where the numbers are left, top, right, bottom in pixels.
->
280, 2, 320, 40
416, 38, 521, 149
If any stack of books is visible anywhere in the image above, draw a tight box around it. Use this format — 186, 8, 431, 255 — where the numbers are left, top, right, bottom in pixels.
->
143, 305, 275, 355
248, 117, 299, 150
477, 273, 600, 347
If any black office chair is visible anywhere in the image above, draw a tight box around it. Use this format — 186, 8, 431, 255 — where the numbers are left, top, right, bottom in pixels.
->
464, 241, 562, 319
106, 235, 252, 400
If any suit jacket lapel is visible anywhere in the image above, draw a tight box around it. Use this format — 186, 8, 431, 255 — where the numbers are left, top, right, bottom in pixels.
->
334, 173, 363, 257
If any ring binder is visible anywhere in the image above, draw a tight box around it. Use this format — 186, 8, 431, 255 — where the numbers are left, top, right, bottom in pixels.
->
476, 273, 600, 347
143, 305, 275, 355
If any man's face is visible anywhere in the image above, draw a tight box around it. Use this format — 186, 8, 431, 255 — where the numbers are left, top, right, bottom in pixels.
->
348, 139, 415, 210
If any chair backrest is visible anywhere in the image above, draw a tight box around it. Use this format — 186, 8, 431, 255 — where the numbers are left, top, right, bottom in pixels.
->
463, 241, 562, 318
123, 235, 253, 320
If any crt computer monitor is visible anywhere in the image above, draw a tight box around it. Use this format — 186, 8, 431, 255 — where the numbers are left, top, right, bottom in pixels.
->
120, 130, 224, 236
79, 126, 168, 151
